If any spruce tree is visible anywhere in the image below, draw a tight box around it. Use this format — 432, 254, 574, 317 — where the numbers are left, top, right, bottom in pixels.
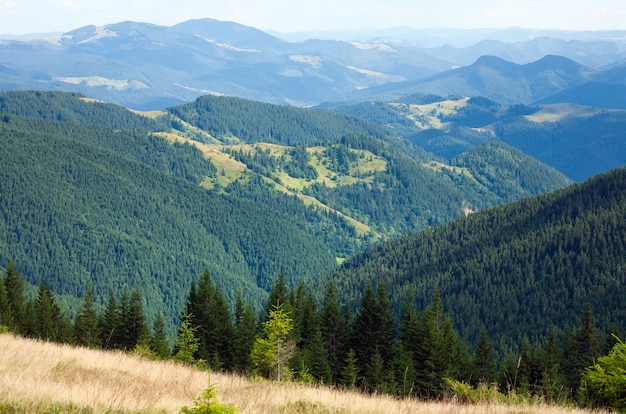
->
540, 329, 566, 403
4, 261, 24, 333
265, 272, 291, 317
127, 288, 149, 349
374, 281, 396, 365
232, 291, 256, 372
562, 303, 602, 397
251, 302, 295, 381
150, 312, 171, 359
185, 270, 234, 370
472, 327, 496, 385
74, 284, 100, 348
99, 291, 118, 349
209, 284, 234, 370
351, 282, 378, 371
341, 349, 359, 389
320, 280, 350, 385
292, 281, 317, 350
303, 327, 332, 384
0, 268, 9, 328
34, 280, 61, 341
175, 314, 200, 365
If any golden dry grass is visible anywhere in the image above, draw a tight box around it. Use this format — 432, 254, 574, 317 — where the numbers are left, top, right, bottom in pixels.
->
0, 333, 609, 414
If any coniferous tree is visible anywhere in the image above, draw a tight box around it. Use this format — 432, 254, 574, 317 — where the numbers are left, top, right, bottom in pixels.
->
34, 280, 62, 341
472, 327, 497, 385
516, 336, 540, 394
150, 312, 171, 359
579, 336, 626, 413
374, 281, 396, 366
251, 302, 295, 381
232, 291, 256, 372
302, 326, 332, 384
341, 349, 359, 389
365, 348, 386, 393
391, 343, 417, 398
74, 284, 100, 348
100, 291, 118, 349
412, 291, 468, 396
265, 273, 291, 317
209, 284, 234, 370
185, 270, 234, 370
0, 268, 9, 328
4, 261, 24, 333
562, 303, 602, 397
398, 294, 421, 393
320, 280, 350, 385
115, 288, 132, 349
21, 299, 37, 339
175, 314, 200, 365
351, 282, 378, 373
292, 281, 318, 350
127, 288, 149, 349
540, 329, 566, 403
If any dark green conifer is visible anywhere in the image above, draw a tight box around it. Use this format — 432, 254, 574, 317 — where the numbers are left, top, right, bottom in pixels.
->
0, 268, 9, 328
562, 303, 602, 397
150, 312, 171, 359
99, 291, 118, 349
320, 280, 350, 385
292, 280, 317, 349
472, 327, 496, 384
232, 290, 256, 372
303, 327, 332, 384
185, 270, 234, 370
4, 261, 24, 333
34, 280, 61, 341
74, 284, 100, 348
340, 349, 359, 389
265, 272, 291, 316
351, 282, 378, 370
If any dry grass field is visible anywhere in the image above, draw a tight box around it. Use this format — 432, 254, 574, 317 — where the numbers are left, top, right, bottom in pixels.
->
0, 333, 610, 413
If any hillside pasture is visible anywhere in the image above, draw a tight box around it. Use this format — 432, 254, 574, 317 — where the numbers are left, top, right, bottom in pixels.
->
0, 333, 608, 414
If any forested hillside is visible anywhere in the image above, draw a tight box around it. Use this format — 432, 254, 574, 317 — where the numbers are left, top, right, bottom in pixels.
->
0, 110, 336, 332
0, 90, 573, 334
165, 94, 571, 237
325, 166, 626, 351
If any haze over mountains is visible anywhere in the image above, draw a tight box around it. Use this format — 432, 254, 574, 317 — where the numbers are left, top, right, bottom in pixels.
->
2, 18, 626, 109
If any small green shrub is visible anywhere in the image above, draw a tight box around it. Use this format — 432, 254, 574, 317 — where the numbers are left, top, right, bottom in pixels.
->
180, 373, 238, 414
443, 378, 513, 404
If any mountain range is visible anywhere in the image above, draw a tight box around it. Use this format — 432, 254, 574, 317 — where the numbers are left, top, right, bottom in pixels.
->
2, 19, 626, 109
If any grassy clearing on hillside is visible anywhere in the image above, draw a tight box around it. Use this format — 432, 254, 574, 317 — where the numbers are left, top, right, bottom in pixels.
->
393, 97, 470, 129
422, 160, 474, 178
0, 333, 609, 414
524, 104, 606, 123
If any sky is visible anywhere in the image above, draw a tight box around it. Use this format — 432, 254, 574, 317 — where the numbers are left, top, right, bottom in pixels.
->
1, 0, 625, 36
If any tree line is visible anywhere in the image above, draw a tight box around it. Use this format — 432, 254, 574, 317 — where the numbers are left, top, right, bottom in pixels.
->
1, 262, 621, 410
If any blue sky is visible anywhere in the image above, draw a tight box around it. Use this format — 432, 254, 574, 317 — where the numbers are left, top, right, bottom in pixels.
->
1, 0, 625, 35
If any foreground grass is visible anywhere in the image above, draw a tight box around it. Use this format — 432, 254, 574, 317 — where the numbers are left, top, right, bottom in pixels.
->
0, 333, 608, 413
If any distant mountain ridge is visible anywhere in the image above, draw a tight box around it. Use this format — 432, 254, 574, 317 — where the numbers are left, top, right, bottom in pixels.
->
361, 55, 599, 105
1, 19, 626, 109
